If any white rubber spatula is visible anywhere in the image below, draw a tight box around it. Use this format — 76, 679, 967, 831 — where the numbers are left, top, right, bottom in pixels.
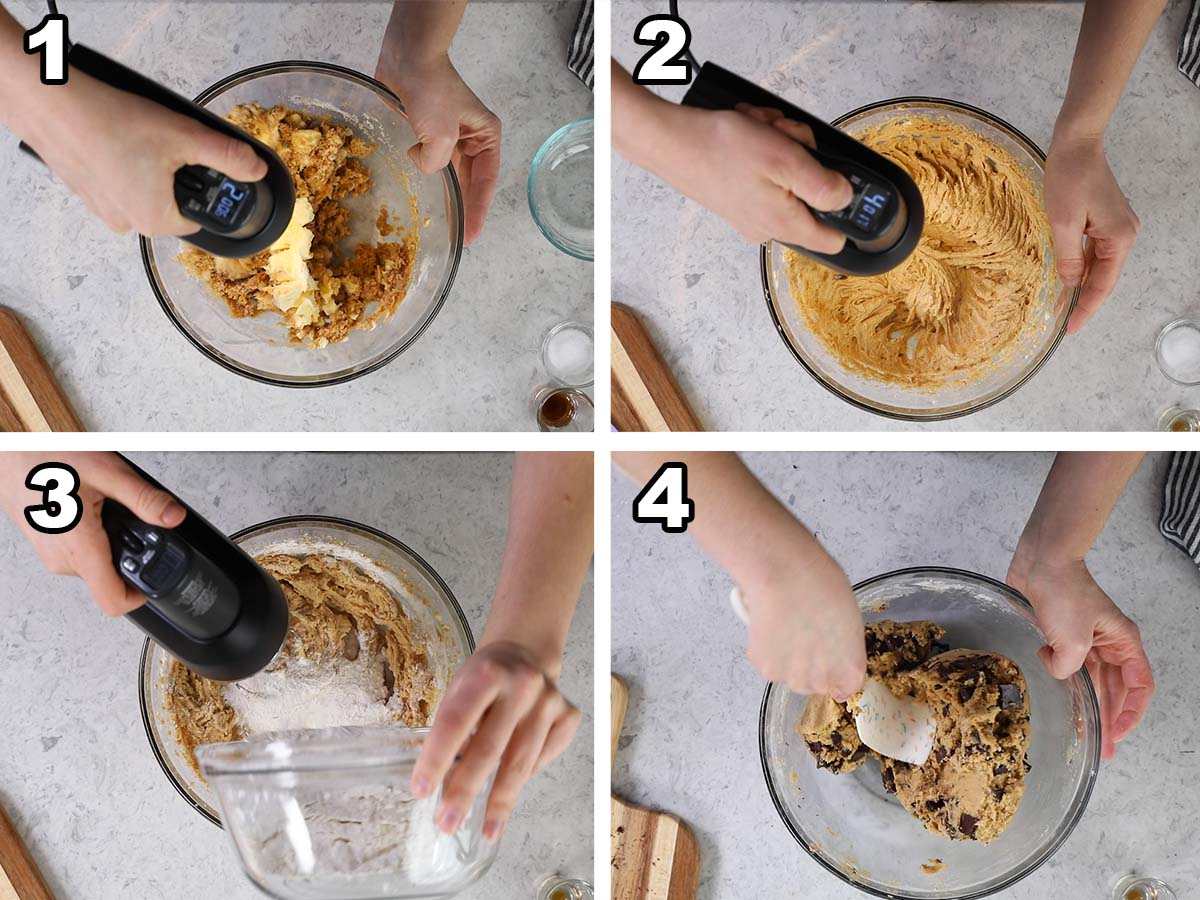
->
729, 587, 936, 766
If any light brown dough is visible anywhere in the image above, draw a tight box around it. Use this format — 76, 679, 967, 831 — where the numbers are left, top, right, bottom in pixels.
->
799, 621, 1031, 844
785, 115, 1053, 388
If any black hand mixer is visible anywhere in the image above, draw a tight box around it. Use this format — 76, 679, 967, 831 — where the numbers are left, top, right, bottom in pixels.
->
101, 457, 288, 681
668, 1, 924, 275
19, 7, 294, 258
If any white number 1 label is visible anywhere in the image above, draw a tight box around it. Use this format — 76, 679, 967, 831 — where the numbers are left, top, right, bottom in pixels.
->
632, 463, 695, 533
25, 14, 69, 86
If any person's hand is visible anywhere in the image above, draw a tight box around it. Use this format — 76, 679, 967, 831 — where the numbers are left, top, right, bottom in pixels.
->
1007, 552, 1153, 759
13, 70, 267, 236
0, 452, 186, 615
410, 641, 580, 842
644, 103, 853, 253
740, 545, 866, 700
376, 53, 500, 245
1043, 132, 1140, 334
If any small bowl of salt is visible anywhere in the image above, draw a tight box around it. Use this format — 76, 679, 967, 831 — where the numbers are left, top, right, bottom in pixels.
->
541, 320, 594, 388
1156, 318, 1200, 386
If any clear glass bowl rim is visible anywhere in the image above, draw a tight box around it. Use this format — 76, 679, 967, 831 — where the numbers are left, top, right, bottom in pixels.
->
139, 59, 465, 389
757, 565, 1101, 900
759, 96, 1081, 422
137, 514, 477, 828
527, 116, 594, 261
196, 724, 434, 776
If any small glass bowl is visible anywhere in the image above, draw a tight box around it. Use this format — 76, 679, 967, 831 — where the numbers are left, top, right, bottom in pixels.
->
528, 118, 594, 260
139, 516, 475, 826
762, 98, 1077, 421
541, 320, 595, 388
760, 567, 1100, 899
142, 61, 464, 387
1155, 319, 1200, 386
197, 725, 497, 899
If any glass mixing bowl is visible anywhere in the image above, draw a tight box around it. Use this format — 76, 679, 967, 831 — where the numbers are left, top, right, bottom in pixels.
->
139, 516, 475, 825
196, 725, 497, 899
761, 99, 1078, 420
142, 62, 464, 387
760, 567, 1100, 899
528, 118, 594, 260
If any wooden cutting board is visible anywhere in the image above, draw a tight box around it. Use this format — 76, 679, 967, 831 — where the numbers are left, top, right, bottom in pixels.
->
611, 304, 703, 433
611, 675, 700, 900
0, 307, 83, 432
0, 801, 54, 900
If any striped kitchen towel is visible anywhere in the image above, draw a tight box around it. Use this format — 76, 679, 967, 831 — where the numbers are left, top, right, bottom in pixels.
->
1161, 452, 1200, 564
1181, 0, 1200, 85
568, 0, 594, 89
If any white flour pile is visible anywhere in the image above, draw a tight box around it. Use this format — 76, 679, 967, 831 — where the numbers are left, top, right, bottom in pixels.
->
223, 632, 406, 734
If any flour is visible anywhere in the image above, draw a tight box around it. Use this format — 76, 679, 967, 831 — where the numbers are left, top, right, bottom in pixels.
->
223, 632, 403, 735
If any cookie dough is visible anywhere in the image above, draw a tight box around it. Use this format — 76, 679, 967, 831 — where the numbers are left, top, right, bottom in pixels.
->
800, 620, 947, 773
166, 552, 436, 775
179, 104, 419, 347
785, 115, 1052, 388
799, 621, 1031, 844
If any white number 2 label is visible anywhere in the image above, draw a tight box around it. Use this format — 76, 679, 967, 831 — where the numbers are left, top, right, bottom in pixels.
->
24, 14, 69, 86
24, 463, 82, 534
632, 14, 692, 86
633, 462, 695, 533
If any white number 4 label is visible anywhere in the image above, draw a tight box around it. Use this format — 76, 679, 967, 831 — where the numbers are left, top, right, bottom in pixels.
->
24, 14, 69, 86
632, 462, 695, 533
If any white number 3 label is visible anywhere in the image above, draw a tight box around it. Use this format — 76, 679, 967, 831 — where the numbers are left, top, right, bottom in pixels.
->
632, 14, 692, 86
24, 14, 69, 86
24, 463, 82, 534
633, 462, 695, 533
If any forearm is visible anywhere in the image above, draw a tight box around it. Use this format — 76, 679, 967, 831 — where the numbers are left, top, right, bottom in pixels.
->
612, 59, 691, 175
0, 6, 47, 138
380, 0, 467, 69
615, 452, 828, 594
1018, 452, 1144, 563
481, 452, 594, 678
1054, 0, 1166, 142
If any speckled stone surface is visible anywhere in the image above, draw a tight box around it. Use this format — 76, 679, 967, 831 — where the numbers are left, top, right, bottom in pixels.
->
612, 452, 1199, 898
613, 1, 1200, 431
0, 452, 594, 899
0, 1, 592, 431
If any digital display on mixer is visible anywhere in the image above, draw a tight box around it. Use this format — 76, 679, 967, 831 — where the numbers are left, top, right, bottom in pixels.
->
210, 179, 247, 224
849, 186, 892, 234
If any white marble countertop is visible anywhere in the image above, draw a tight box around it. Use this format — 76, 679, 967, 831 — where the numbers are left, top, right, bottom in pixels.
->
0, 452, 594, 899
0, 1, 592, 431
612, 452, 1199, 898
613, 1, 1200, 431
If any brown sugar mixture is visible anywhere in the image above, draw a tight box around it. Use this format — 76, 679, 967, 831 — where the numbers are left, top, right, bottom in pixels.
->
178, 104, 420, 347
166, 552, 436, 776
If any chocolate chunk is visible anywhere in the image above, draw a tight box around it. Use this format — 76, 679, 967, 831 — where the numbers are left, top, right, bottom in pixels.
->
931, 641, 950, 656
925, 798, 945, 811
959, 813, 979, 838
830, 731, 843, 746
958, 683, 975, 703
807, 742, 823, 755
851, 744, 870, 761
934, 746, 949, 763
942, 703, 951, 716
884, 633, 905, 651
881, 765, 897, 794
993, 763, 1009, 775
866, 635, 884, 656
998, 683, 1023, 710
992, 786, 1005, 801
1023, 755, 1032, 774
